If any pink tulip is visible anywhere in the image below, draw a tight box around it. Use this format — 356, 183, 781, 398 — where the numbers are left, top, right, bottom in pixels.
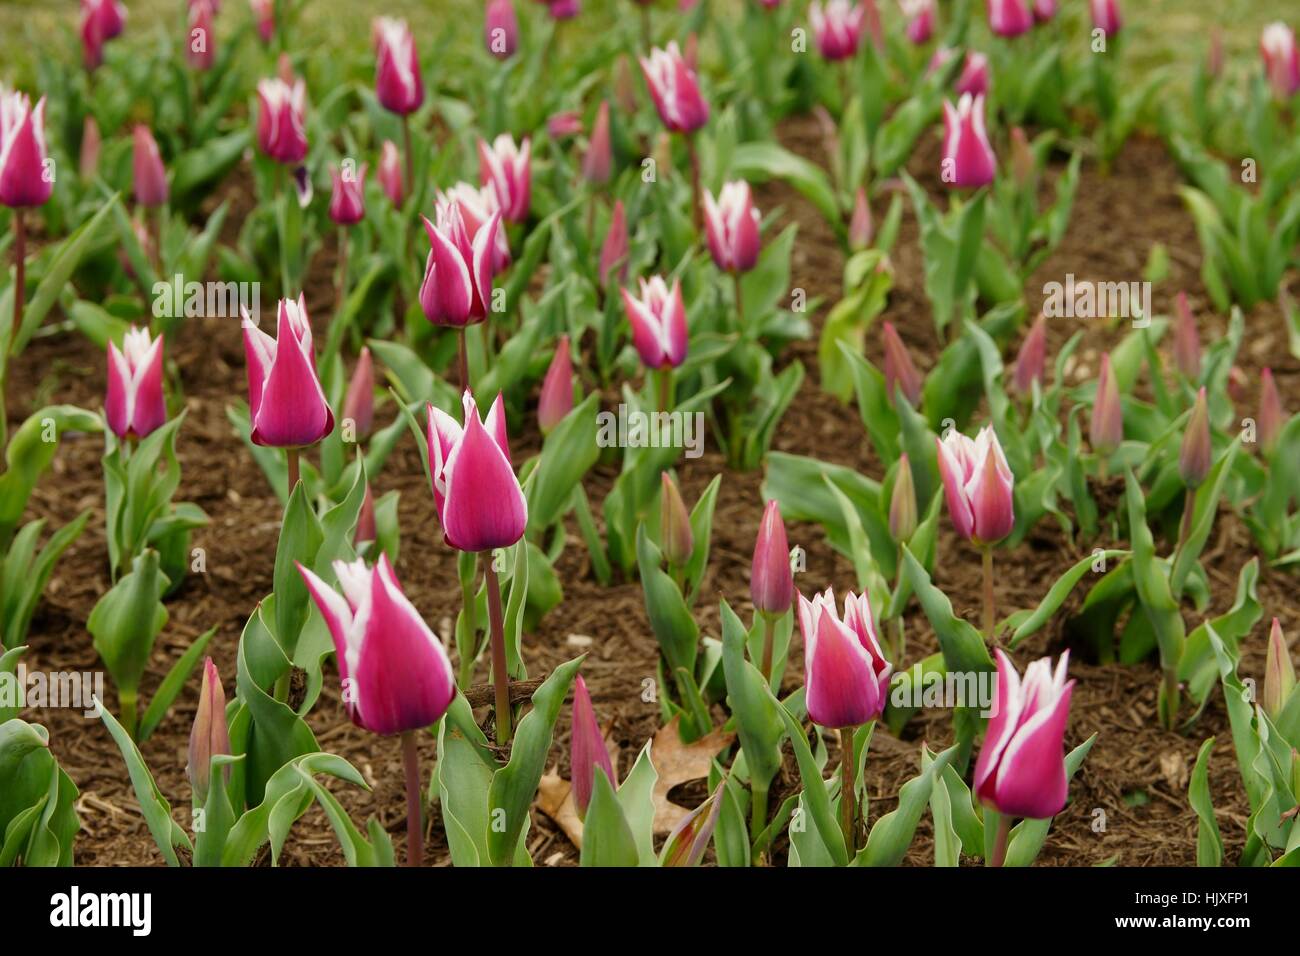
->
378, 140, 404, 205
255, 77, 308, 165
974, 649, 1075, 819
81, 13, 106, 70
0, 93, 53, 209
343, 346, 374, 440
548, 0, 580, 19
329, 162, 367, 226
1090, 352, 1123, 455
640, 42, 709, 134
582, 101, 612, 185
1261, 23, 1300, 99
987, 0, 1033, 38
249, 0, 276, 44
941, 94, 996, 189
1011, 314, 1046, 395
1259, 368, 1283, 456
1088, 0, 1121, 38
426, 391, 528, 552
1179, 387, 1212, 488
1031, 0, 1056, 22
418, 204, 502, 328
882, 321, 922, 406
809, 0, 866, 61
798, 588, 892, 728
132, 126, 168, 208
751, 500, 793, 617
485, 0, 519, 59
82, 0, 126, 40
187, 0, 216, 72
621, 276, 688, 370
703, 181, 761, 274
599, 199, 629, 285
756, 0, 783, 8
186, 658, 231, 803
570, 674, 615, 817
955, 51, 990, 97
848, 187, 873, 250
936, 425, 1015, 544
927, 45, 957, 77
80, 116, 101, 181
547, 111, 583, 139
478, 134, 531, 224
902, 0, 935, 44
1172, 292, 1200, 380
241, 297, 334, 448
538, 335, 574, 433
299, 554, 455, 736
356, 482, 377, 546
373, 17, 424, 115
105, 326, 166, 440
436, 182, 511, 274
1263, 618, 1296, 719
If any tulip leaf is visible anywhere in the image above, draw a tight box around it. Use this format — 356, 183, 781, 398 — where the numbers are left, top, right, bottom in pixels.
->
731, 142, 843, 240
1189, 736, 1224, 867
923, 746, 961, 867
822, 473, 892, 603
2, 511, 90, 651
502, 539, 530, 680
617, 741, 659, 866
1170, 438, 1240, 598
437, 694, 496, 867
900, 545, 994, 676
683, 473, 721, 604
1124, 471, 1186, 717
774, 698, 849, 867
1002, 733, 1097, 866
579, 770, 639, 867
0, 722, 79, 867
720, 601, 784, 796
273, 481, 325, 660
1007, 550, 1129, 647
527, 392, 600, 532
1179, 558, 1261, 712
137, 627, 216, 744
0, 404, 101, 547
635, 524, 700, 678
88, 549, 169, 702
855, 743, 956, 867
838, 342, 900, 462
940, 762, 986, 856
0, 644, 25, 724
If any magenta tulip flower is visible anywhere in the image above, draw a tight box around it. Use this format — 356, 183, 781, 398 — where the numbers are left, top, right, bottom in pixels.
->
1263, 618, 1296, 719
436, 182, 511, 275
485, 0, 519, 59
987, 0, 1033, 38
599, 200, 629, 285
582, 101, 612, 185
255, 77, 308, 165
941, 94, 996, 188
418, 204, 502, 328
548, 0, 580, 19
955, 51, 990, 97
378, 139, 404, 205
105, 326, 166, 441
751, 500, 793, 619
936, 425, 1015, 545
570, 674, 615, 818
1088, 0, 1121, 38
1011, 314, 1046, 395
373, 18, 424, 115
329, 162, 367, 226
809, 0, 866, 61
186, 657, 231, 804
132, 126, 168, 208
241, 296, 334, 448
902, 0, 935, 44
478, 133, 531, 224
343, 346, 374, 441
249, 0, 276, 44
187, 0, 216, 71
80, 0, 126, 69
703, 181, 761, 275
538, 335, 574, 433
0, 93, 53, 209
798, 588, 892, 729
1261, 23, 1300, 99
882, 321, 923, 407
639, 42, 709, 134
1031, 0, 1056, 22
975, 650, 1075, 825
426, 391, 528, 553
547, 111, 583, 139
621, 276, 689, 371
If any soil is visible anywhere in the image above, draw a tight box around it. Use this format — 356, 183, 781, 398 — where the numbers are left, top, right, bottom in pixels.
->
9, 113, 1294, 867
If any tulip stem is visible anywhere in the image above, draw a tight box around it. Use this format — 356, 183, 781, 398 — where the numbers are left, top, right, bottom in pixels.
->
11, 208, 25, 345
120, 688, 137, 741
687, 133, 702, 231
656, 367, 673, 413
401, 114, 414, 199
485, 558, 512, 746
286, 447, 300, 496
732, 272, 744, 327
400, 730, 424, 867
989, 813, 1012, 867
760, 614, 775, 684
982, 546, 996, 644
336, 227, 349, 315
839, 727, 857, 855
456, 329, 469, 394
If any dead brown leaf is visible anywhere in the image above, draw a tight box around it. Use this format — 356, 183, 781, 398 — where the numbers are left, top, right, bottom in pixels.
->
650, 716, 735, 834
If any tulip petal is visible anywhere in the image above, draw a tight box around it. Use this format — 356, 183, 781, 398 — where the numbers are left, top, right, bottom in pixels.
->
990, 680, 1074, 818
441, 396, 527, 551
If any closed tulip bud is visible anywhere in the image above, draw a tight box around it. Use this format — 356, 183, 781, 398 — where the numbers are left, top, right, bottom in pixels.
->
751, 500, 793, 617
1227, 364, 1250, 406
902, 0, 934, 45
660, 472, 694, 567
1011, 314, 1047, 395
1172, 291, 1201, 380
703, 181, 761, 274
1263, 618, 1296, 719
106, 326, 166, 441
614, 56, 640, 115
81, 14, 106, 71
249, 0, 276, 45
582, 101, 612, 185
1089, 352, 1123, 456
799, 588, 893, 728
436, 182, 511, 274
936, 425, 1015, 545
941, 94, 996, 189
548, 0, 580, 19
187, 0, 216, 71
639, 42, 709, 134
955, 51, 990, 97
378, 140, 404, 205
660, 781, 724, 866
882, 321, 923, 406
343, 346, 374, 440
355, 481, 377, 546
299, 555, 455, 736
373, 18, 424, 115
80, 116, 101, 181
809, 0, 866, 61
1179, 387, 1212, 488
622, 277, 689, 370
538, 335, 574, 433
132, 126, 168, 208
1207, 27, 1223, 78
1259, 368, 1283, 457
889, 454, 918, 543
1261, 23, 1300, 99
241, 297, 334, 448
683, 33, 699, 73
927, 45, 958, 78
1009, 127, 1034, 186
485, 0, 519, 59
329, 162, 367, 226
1089, 0, 1121, 38
974, 649, 1075, 819
848, 187, 873, 251
418, 205, 501, 327
187, 657, 231, 804
84, 0, 126, 39
0, 93, 53, 209
478, 133, 531, 224
255, 77, 308, 165
599, 199, 629, 285
987, 0, 1032, 38
1032, 0, 1056, 22
570, 674, 615, 819
426, 391, 528, 552
547, 111, 583, 139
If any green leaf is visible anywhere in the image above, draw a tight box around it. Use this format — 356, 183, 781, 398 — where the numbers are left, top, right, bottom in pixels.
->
774, 698, 848, 866
855, 744, 956, 867
137, 627, 216, 743
579, 770, 639, 867
1189, 737, 1224, 867
1003, 734, 1097, 866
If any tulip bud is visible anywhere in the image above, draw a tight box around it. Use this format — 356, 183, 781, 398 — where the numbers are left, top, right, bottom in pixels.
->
250, 0, 276, 45
1032, 0, 1056, 22
106, 326, 167, 441
1207, 26, 1223, 78
889, 454, 918, 544
131, 126, 168, 208
255, 78, 308, 165
660, 781, 725, 866
848, 187, 873, 251
941, 94, 996, 189
936, 426, 1015, 544
599, 199, 629, 286
751, 500, 793, 618
0, 93, 53, 209
373, 17, 424, 116
639, 42, 709, 133
241, 297, 335, 448
1263, 618, 1296, 719
355, 482, 377, 547
882, 321, 923, 407
582, 100, 612, 185
478, 133, 531, 224
622, 277, 688, 371
378, 140, 404, 205
1179, 387, 1212, 489
538, 335, 575, 433
1259, 368, 1283, 457
1089, 352, 1123, 456
954, 51, 990, 97
1011, 315, 1047, 395
187, 0, 216, 71
902, 0, 934, 45
187, 658, 231, 804
547, 0, 580, 19
809, 0, 867, 61
799, 588, 892, 728
660, 472, 694, 568
484, 0, 519, 59
1089, 0, 1122, 38
1170, 291, 1201, 381
547, 111, 583, 139
703, 180, 762, 274
987, 0, 1032, 38
343, 346, 374, 441
570, 674, 615, 819
1261, 23, 1300, 99
80, 115, 101, 181
329, 161, 367, 226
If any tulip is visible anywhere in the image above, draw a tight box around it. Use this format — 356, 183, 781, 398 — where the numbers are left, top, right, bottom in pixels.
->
987, 0, 1033, 38
485, 0, 519, 59
342, 346, 374, 442
538, 335, 574, 433
1207, 27, 1223, 78
478, 133, 531, 224
661, 781, 725, 866
882, 321, 923, 407
599, 199, 629, 286
356, 482, 377, 547
622, 277, 688, 409
0, 92, 52, 210
1261, 23, 1300, 99
975, 649, 1075, 863
548, 0, 580, 19
1172, 291, 1200, 381
1011, 314, 1047, 395
1259, 368, 1283, 457
1032, 0, 1056, 22
809, 0, 866, 61
80, 0, 126, 70
547, 111, 583, 139
1088, 0, 1121, 38
81, 12, 106, 71
703, 181, 762, 279
756, 0, 784, 8
941, 94, 996, 189
660, 471, 694, 571
328, 162, 366, 226
1263, 618, 1296, 719
105, 326, 166, 442
582, 101, 612, 185
298, 554, 455, 865
751, 499, 793, 619
249, 0, 276, 44
902, 0, 934, 45
187, 0, 216, 71
418, 205, 501, 329
955, 52, 990, 98
1179, 387, 1212, 489
927, 45, 958, 78
436, 182, 511, 274
255, 77, 308, 165
1089, 352, 1123, 461
80, 116, 101, 181
639, 42, 709, 134
186, 658, 231, 804
848, 187, 872, 251
889, 454, 918, 544
378, 140, 404, 206
570, 674, 615, 819
132, 126, 168, 208
373, 18, 423, 115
